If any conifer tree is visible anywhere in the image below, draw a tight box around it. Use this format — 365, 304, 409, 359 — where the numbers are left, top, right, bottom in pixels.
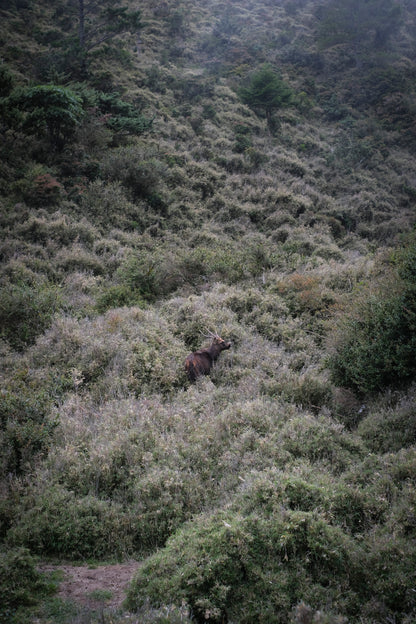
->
239, 64, 293, 131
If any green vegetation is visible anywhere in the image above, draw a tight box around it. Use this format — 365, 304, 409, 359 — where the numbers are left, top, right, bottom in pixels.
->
238, 64, 293, 131
328, 235, 416, 394
0, 547, 54, 623
1, 0, 416, 622
10, 85, 84, 151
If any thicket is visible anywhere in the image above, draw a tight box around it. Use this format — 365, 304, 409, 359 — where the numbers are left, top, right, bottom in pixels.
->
328, 234, 416, 395
126, 449, 416, 623
0, 547, 53, 623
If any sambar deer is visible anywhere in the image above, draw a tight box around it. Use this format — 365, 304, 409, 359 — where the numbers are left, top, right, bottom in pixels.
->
185, 331, 231, 382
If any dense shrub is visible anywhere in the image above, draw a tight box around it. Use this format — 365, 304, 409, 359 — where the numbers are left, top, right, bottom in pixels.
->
328, 236, 416, 394
235, 467, 380, 537
15, 211, 97, 247
126, 508, 360, 624
12, 164, 64, 206
0, 281, 59, 350
79, 179, 149, 231
359, 531, 416, 621
279, 413, 365, 473
0, 390, 56, 477
125, 444, 416, 622
265, 371, 333, 413
7, 486, 133, 559
28, 307, 186, 397
100, 145, 167, 202
0, 547, 51, 624
112, 249, 183, 302
357, 387, 416, 452
131, 466, 203, 551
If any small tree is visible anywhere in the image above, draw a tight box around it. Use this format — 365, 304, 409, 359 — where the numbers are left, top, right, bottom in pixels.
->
12, 84, 84, 151
239, 64, 293, 131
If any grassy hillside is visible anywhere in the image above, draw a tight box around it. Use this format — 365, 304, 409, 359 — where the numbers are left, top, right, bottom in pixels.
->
1, 0, 416, 622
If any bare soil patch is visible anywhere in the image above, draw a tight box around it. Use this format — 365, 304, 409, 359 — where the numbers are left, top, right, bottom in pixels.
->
39, 561, 139, 611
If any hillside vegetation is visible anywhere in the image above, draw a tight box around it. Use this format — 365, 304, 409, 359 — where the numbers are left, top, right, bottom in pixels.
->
1, 0, 416, 622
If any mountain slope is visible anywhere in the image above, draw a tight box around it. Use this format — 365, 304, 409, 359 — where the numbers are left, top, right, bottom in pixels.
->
1, 1, 416, 623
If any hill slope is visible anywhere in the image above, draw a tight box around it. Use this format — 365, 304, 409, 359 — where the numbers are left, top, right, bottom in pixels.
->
1, 1, 416, 622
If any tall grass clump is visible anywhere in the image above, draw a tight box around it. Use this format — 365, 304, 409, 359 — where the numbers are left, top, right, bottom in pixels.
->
27, 306, 187, 397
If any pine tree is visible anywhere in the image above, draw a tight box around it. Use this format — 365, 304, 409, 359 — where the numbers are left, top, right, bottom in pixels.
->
239, 64, 293, 131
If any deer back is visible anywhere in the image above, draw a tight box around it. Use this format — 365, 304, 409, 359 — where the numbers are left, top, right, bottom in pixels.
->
185, 334, 231, 382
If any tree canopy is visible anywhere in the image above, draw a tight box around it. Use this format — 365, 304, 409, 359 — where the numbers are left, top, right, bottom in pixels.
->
11, 84, 84, 150
239, 64, 293, 129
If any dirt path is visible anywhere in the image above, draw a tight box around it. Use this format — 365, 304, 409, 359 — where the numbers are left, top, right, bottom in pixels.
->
39, 561, 139, 611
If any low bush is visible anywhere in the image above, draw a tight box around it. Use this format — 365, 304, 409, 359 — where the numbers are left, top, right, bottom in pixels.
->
112, 248, 185, 302
327, 236, 416, 394
55, 243, 106, 276
100, 145, 167, 202
28, 307, 186, 397
264, 370, 332, 412
7, 486, 133, 559
0, 390, 57, 477
357, 389, 416, 453
235, 467, 379, 537
0, 281, 60, 351
0, 547, 51, 624
79, 179, 149, 231
12, 164, 64, 207
131, 466, 205, 551
274, 272, 336, 318
279, 413, 366, 474
126, 508, 360, 624
359, 531, 416, 621
95, 283, 146, 312
16, 211, 97, 248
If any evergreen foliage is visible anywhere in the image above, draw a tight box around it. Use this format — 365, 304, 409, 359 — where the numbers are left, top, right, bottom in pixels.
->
0, 547, 52, 623
239, 64, 293, 130
9, 85, 84, 150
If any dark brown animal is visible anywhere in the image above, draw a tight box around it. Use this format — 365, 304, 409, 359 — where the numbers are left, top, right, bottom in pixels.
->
185, 332, 231, 382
